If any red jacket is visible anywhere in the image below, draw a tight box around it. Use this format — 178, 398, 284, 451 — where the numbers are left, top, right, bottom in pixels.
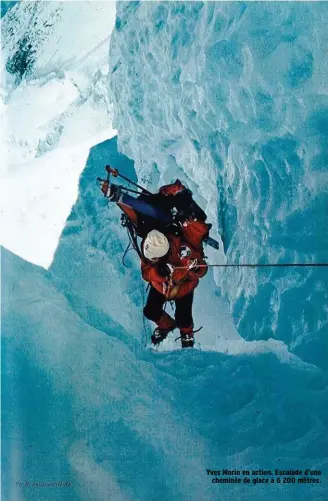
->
119, 180, 209, 299
141, 224, 208, 299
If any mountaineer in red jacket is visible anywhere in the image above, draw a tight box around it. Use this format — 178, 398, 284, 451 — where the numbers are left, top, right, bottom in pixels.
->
99, 174, 210, 348
141, 226, 208, 348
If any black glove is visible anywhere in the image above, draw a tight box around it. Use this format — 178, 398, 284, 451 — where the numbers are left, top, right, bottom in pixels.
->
108, 184, 122, 202
157, 261, 171, 277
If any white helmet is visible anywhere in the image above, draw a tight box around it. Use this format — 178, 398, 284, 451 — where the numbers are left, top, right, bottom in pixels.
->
143, 230, 169, 260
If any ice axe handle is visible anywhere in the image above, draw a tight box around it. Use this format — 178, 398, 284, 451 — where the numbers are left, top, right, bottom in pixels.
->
204, 236, 220, 250
106, 165, 118, 177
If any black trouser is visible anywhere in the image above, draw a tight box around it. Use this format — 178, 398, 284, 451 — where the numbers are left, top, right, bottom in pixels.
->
143, 286, 194, 329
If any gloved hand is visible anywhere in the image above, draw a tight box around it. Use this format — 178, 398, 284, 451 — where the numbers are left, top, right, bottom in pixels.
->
108, 184, 122, 202
187, 258, 204, 276
99, 180, 110, 196
99, 181, 122, 202
187, 259, 198, 270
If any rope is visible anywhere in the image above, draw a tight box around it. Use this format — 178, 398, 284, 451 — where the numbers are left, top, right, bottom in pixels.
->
122, 240, 133, 267
142, 281, 148, 347
120, 220, 148, 346
125, 222, 143, 261
141, 283, 152, 348
173, 263, 328, 269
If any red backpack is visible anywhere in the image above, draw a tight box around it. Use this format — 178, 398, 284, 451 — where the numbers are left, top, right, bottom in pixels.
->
159, 180, 210, 249
179, 218, 210, 250
159, 179, 186, 196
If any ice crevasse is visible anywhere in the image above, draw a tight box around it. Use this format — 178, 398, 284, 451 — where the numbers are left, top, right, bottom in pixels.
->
109, 1, 328, 368
2, 2, 328, 501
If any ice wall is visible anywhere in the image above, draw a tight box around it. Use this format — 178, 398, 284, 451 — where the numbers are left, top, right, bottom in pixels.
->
2, 3, 328, 501
3, 132, 327, 501
3, 218, 328, 501
109, 2, 328, 369
1, 1, 18, 18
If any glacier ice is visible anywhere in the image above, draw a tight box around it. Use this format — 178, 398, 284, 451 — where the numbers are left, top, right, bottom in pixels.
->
109, 1, 328, 368
3, 136, 328, 501
2, 2, 328, 501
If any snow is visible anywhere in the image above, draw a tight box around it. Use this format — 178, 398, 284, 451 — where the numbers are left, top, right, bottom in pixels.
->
0, 145, 91, 266
0, 1, 117, 267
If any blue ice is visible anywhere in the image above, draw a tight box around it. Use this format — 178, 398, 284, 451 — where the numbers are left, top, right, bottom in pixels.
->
110, 1, 328, 368
2, 2, 328, 501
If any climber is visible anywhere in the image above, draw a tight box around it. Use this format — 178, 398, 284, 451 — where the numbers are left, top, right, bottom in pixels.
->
98, 172, 210, 348
140, 227, 208, 348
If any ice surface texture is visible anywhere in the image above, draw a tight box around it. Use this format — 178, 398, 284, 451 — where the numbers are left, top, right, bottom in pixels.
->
3, 249, 328, 501
2, 3, 328, 501
109, 2, 328, 369
3, 137, 328, 501
0, 2, 18, 19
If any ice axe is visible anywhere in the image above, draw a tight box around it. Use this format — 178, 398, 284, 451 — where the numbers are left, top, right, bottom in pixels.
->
107, 166, 152, 195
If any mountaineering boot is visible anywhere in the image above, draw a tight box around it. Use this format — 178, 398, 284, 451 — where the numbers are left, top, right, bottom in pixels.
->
151, 327, 174, 345
180, 325, 195, 348
151, 312, 176, 345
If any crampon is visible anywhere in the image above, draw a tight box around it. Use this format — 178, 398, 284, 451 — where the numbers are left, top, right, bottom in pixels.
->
151, 325, 176, 345
176, 326, 203, 348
